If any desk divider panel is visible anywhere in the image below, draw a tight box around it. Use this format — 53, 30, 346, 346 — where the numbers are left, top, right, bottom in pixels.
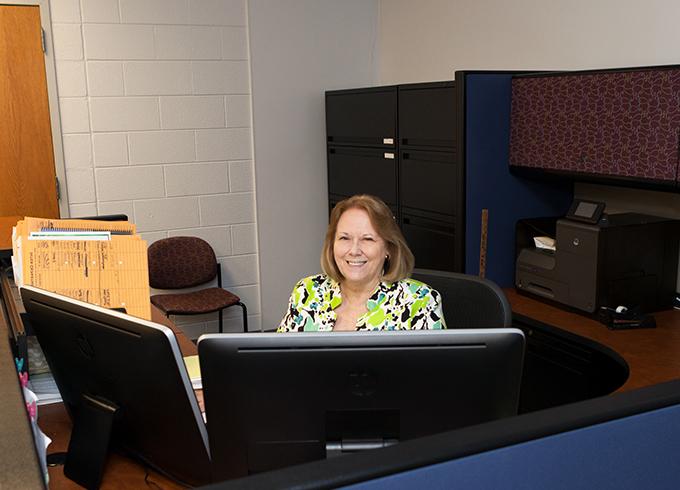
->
348, 402, 680, 490
461, 72, 573, 287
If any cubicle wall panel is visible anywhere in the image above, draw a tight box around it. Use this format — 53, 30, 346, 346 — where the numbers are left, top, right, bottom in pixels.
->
400, 150, 457, 217
348, 403, 680, 490
327, 147, 398, 207
398, 82, 456, 149
462, 72, 573, 286
509, 67, 680, 183
326, 87, 397, 147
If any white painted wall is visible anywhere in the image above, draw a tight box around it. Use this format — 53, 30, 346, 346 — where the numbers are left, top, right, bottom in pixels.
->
47, 0, 381, 333
50, 0, 259, 335
248, 0, 379, 329
379, 0, 680, 83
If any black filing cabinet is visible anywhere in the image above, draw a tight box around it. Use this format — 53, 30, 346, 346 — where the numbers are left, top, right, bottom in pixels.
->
326, 81, 460, 272
327, 147, 398, 209
326, 87, 397, 147
398, 83, 456, 149
326, 86, 398, 218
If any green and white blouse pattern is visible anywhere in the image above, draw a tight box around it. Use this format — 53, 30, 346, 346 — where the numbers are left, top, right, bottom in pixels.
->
278, 274, 447, 332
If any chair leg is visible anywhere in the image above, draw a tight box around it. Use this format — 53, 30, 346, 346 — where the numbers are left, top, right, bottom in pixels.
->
218, 309, 223, 334
238, 302, 248, 332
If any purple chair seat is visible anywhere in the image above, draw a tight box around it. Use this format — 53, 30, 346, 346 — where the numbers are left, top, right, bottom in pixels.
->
151, 288, 241, 316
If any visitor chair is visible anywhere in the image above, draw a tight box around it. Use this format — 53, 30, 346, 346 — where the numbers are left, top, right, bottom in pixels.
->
148, 236, 248, 333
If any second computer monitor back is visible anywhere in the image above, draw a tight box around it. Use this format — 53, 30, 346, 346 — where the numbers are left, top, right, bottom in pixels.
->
198, 329, 525, 481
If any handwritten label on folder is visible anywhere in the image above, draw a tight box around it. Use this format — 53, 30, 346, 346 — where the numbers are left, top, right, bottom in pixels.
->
12, 217, 151, 320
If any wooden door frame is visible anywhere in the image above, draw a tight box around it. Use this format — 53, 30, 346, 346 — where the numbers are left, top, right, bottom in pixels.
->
2, 0, 70, 217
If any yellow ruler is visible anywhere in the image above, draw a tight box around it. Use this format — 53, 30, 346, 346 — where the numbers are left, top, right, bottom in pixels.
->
479, 209, 488, 279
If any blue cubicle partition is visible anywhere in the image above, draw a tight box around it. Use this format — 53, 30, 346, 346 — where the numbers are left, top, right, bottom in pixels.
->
346, 401, 680, 490
463, 73, 573, 287
207, 379, 680, 490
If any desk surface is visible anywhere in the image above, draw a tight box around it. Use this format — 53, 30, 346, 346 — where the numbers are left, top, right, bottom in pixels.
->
506, 289, 680, 392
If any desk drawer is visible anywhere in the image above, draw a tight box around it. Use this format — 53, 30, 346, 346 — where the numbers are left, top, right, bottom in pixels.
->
514, 313, 628, 413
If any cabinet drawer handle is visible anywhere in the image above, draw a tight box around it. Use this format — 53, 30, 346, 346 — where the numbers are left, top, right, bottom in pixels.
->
384, 152, 395, 159
383, 137, 394, 145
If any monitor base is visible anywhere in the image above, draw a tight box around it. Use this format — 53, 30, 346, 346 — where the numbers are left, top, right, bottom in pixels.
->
64, 393, 118, 489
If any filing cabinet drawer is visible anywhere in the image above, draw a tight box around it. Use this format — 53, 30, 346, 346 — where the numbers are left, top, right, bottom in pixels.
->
326, 87, 397, 147
327, 147, 398, 206
400, 150, 457, 217
399, 83, 456, 149
329, 193, 397, 220
401, 213, 456, 272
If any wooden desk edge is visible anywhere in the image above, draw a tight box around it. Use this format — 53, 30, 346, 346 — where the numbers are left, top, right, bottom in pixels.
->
505, 288, 680, 392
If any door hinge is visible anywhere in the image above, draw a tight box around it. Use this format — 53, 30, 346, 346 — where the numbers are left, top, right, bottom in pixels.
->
56, 176, 61, 201
41, 28, 46, 53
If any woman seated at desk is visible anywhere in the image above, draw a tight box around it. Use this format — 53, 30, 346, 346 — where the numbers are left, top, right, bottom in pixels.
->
278, 194, 446, 332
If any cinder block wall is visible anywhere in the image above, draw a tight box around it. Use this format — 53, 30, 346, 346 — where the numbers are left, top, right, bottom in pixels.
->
50, 0, 261, 334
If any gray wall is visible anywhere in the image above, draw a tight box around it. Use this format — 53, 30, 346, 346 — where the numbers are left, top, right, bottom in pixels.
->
248, 0, 379, 329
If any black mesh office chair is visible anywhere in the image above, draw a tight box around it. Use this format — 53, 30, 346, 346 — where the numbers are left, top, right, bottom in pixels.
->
411, 269, 512, 328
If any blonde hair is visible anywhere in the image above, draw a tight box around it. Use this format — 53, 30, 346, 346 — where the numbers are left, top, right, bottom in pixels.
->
321, 195, 414, 283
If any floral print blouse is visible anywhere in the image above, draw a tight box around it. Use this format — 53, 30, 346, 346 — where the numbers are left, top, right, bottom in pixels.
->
278, 274, 447, 332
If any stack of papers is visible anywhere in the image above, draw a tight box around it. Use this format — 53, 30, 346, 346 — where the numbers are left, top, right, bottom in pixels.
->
12, 217, 151, 320
183, 355, 202, 390
28, 372, 62, 406
533, 236, 557, 252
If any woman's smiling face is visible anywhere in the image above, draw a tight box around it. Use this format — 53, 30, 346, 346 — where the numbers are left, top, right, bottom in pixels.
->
333, 208, 388, 289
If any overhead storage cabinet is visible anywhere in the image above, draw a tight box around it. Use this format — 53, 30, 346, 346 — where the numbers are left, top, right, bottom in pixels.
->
509, 67, 680, 188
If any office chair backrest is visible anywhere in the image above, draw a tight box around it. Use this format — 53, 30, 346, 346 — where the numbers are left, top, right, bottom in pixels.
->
78, 214, 129, 222
148, 237, 217, 289
411, 269, 512, 328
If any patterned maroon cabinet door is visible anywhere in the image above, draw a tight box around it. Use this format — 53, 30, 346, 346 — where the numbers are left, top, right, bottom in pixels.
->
509, 68, 680, 182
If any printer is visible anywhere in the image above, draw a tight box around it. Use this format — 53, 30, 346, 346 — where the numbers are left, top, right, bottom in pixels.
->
515, 209, 680, 314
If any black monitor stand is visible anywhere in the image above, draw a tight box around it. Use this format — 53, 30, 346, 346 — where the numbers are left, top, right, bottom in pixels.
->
64, 394, 118, 489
